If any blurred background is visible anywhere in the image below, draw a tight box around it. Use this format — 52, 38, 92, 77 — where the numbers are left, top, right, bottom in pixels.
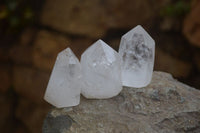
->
0, 0, 200, 132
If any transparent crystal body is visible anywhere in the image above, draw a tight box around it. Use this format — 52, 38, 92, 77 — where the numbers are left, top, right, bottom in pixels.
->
44, 48, 81, 108
81, 40, 122, 99
119, 25, 155, 88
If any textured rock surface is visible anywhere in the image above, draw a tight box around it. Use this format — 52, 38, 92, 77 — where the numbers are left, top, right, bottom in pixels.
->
43, 71, 200, 133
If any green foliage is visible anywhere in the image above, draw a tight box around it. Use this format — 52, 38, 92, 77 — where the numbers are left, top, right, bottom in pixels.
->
0, 0, 34, 34
160, 0, 190, 17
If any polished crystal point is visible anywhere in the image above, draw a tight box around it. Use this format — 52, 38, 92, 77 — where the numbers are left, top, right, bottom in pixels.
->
119, 25, 155, 88
81, 39, 122, 99
44, 48, 81, 108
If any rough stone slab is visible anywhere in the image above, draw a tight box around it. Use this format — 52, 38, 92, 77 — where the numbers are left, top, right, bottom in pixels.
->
43, 71, 200, 133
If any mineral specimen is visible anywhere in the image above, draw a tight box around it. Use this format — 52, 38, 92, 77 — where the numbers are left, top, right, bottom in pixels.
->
44, 48, 82, 108
44, 25, 156, 107
81, 39, 122, 99
119, 25, 155, 88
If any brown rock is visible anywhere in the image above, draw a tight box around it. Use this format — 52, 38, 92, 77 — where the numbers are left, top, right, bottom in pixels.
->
16, 98, 50, 133
183, 1, 200, 47
33, 30, 70, 71
0, 47, 10, 62
41, 0, 169, 38
69, 38, 93, 59
108, 38, 120, 51
14, 124, 29, 133
189, 76, 200, 90
13, 66, 50, 104
194, 52, 200, 72
0, 94, 15, 133
19, 28, 36, 46
9, 28, 36, 65
160, 17, 181, 31
0, 64, 12, 93
9, 44, 33, 65
155, 48, 192, 78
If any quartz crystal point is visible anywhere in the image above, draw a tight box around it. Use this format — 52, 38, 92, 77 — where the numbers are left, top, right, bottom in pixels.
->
44, 48, 81, 108
81, 40, 122, 99
119, 25, 155, 88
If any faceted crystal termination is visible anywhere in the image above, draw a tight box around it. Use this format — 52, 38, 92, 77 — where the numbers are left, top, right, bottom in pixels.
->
81, 39, 122, 99
119, 25, 155, 88
44, 48, 82, 108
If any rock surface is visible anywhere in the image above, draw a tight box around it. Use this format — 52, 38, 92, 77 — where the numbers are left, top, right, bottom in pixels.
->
43, 71, 200, 133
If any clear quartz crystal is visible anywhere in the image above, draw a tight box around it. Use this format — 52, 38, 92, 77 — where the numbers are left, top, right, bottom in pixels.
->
119, 25, 155, 88
81, 39, 122, 99
44, 48, 81, 108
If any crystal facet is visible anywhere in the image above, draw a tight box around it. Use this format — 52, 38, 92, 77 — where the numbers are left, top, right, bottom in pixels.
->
81, 40, 122, 99
119, 25, 155, 88
44, 48, 81, 108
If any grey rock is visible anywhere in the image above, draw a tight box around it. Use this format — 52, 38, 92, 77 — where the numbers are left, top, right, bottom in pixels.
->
43, 112, 73, 133
43, 71, 200, 133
